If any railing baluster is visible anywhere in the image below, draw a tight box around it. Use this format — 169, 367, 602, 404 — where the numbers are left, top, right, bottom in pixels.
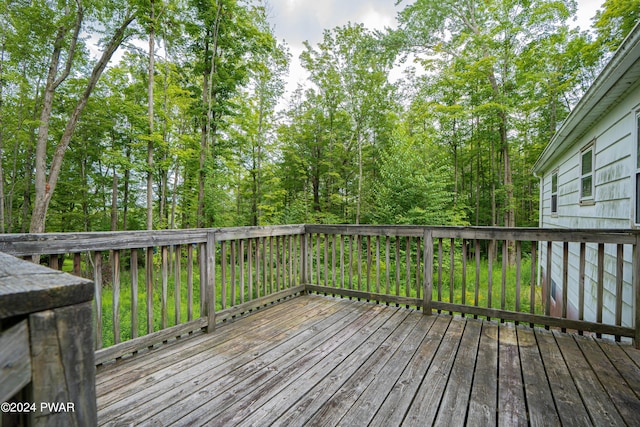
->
131, 249, 139, 338
515, 241, 522, 321
437, 238, 442, 311
562, 242, 569, 332
113, 249, 121, 344
239, 239, 245, 303
501, 241, 507, 318
405, 236, 411, 305
316, 234, 321, 286
450, 238, 455, 315
616, 243, 624, 341
634, 234, 640, 348
385, 236, 391, 295
530, 242, 537, 328
423, 229, 433, 315
187, 244, 193, 321
94, 251, 103, 350
349, 235, 354, 290
175, 244, 181, 325
416, 236, 422, 301
50, 254, 59, 270
579, 242, 586, 334
199, 243, 206, 316
366, 236, 372, 293
545, 241, 552, 321
331, 234, 338, 288
461, 239, 467, 308
357, 235, 363, 292
256, 237, 262, 297
231, 240, 237, 306
488, 241, 493, 317
340, 235, 344, 289
475, 240, 481, 318
248, 239, 253, 300
325, 234, 329, 288
221, 242, 227, 310
376, 236, 381, 294
161, 246, 168, 329
395, 237, 401, 301
74, 252, 81, 276
597, 243, 605, 338
276, 236, 281, 292
146, 247, 154, 336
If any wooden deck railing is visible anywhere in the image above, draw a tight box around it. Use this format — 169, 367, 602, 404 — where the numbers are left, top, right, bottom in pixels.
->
1, 224, 639, 360
305, 225, 640, 346
0, 252, 96, 426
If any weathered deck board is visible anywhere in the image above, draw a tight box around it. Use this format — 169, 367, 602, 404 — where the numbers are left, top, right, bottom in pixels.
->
466, 320, 498, 427
96, 294, 640, 426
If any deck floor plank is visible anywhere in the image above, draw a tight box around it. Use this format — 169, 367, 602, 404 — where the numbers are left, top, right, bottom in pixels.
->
553, 330, 626, 426
516, 325, 560, 427
148, 299, 379, 426
573, 334, 640, 426
497, 322, 528, 427
433, 318, 482, 427
367, 315, 452, 427
466, 320, 498, 427
295, 311, 425, 426
97, 295, 334, 400
103, 297, 368, 426
226, 308, 411, 426
535, 327, 593, 426
336, 314, 437, 426
400, 315, 466, 425
96, 294, 315, 389
94, 294, 640, 427
171, 301, 398, 426
596, 340, 640, 400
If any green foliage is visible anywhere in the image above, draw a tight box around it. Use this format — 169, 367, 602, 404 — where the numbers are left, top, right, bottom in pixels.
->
0, 0, 615, 233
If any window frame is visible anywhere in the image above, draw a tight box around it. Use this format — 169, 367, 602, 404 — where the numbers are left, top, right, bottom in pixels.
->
580, 141, 595, 204
551, 169, 558, 216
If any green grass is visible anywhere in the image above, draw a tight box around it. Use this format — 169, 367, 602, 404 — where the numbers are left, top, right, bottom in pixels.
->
62, 249, 544, 348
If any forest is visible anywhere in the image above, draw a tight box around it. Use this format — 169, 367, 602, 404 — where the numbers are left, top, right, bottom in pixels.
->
0, 0, 638, 234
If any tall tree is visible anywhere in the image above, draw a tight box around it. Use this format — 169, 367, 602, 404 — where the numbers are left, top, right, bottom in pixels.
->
23, 1, 137, 233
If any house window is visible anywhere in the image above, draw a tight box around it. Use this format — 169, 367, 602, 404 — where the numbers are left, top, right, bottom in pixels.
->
580, 143, 594, 202
551, 171, 558, 215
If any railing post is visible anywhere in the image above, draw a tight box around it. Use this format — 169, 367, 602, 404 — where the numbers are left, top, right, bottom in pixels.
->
0, 252, 96, 427
423, 229, 433, 315
206, 231, 217, 332
635, 235, 640, 348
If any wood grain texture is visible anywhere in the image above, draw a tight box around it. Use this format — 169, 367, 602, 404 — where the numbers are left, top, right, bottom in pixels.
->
0, 320, 31, 403
0, 252, 93, 319
29, 302, 96, 427
94, 294, 640, 427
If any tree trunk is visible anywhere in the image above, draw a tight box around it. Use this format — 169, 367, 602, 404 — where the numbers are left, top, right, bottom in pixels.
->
147, 0, 155, 231
29, 12, 135, 233
111, 165, 118, 231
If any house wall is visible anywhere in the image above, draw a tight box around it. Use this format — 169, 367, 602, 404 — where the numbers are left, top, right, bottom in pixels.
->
538, 84, 640, 329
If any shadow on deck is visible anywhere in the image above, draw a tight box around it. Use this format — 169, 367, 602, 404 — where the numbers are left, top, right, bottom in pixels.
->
96, 294, 640, 426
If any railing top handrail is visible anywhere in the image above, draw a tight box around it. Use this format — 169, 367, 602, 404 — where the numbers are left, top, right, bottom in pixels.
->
0, 224, 637, 256
0, 252, 93, 320
0, 225, 306, 256
304, 224, 640, 244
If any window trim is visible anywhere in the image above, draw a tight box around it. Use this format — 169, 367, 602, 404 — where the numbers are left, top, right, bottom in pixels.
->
551, 169, 558, 216
580, 141, 595, 205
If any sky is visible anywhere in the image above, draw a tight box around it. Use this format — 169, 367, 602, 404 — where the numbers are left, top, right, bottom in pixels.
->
265, 0, 604, 98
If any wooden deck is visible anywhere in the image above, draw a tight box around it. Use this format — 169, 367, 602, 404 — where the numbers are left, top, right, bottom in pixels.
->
96, 294, 640, 426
